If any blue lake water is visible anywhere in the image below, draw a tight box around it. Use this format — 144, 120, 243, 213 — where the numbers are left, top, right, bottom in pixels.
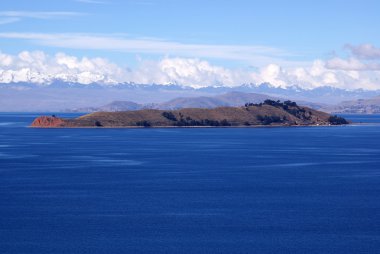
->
1, 113, 380, 254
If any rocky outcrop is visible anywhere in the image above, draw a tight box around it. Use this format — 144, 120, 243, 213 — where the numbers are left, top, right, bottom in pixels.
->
30, 116, 66, 128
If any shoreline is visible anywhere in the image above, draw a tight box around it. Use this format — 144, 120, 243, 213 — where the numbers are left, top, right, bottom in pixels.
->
29, 124, 350, 129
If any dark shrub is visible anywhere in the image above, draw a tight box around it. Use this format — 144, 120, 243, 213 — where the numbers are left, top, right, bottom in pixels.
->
328, 115, 348, 125
284, 100, 297, 107
162, 112, 177, 121
220, 119, 231, 126
136, 120, 151, 127
257, 115, 283, 125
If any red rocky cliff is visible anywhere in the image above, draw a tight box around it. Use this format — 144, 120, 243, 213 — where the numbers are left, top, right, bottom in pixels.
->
30, 116, 66, 127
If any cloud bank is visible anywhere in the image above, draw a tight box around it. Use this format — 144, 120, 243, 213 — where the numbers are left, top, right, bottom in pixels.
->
346, 44, 380, 60
0, 32, 295, 66
0, 44, 379, 90
326, 44, 380, 72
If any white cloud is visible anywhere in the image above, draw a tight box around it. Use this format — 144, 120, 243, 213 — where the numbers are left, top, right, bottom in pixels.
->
326, 57, 367, 71
0, 51, 126, 84
0, 11, 84, 19
1, 50, 380, 90
346, 44, 380, 59
130, 58, 250, 87
0, 11, 84, 25
322, 72, 338, 84
0, 32, 299, 66
325, 44, 380, 72
0, 17, 20, 25
0, 52, 13, 66
254, 64, 287, 87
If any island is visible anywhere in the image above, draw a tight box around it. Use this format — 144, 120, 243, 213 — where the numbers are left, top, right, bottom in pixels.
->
30, 100, 349, 128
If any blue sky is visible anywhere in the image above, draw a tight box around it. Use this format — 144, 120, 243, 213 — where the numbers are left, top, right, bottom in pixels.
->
0, 0, 380, 89
2, 0, 379, 64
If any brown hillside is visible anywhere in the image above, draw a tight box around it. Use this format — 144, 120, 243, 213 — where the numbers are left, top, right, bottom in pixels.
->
30, 100, 347, 128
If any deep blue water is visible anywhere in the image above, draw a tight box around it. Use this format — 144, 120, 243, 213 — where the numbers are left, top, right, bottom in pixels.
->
1, 113, 380, 254
339, 114, 380, 124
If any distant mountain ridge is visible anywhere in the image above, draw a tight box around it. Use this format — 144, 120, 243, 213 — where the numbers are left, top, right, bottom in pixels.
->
322, 96, 380, 114
2, 81, 380, 111
3, 81, 379, 98
69, 91, 327, 112
156, 92, 281, 110
68, 92, 278, 112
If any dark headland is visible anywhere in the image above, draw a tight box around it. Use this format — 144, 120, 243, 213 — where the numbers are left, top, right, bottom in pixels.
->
30, 100, 349, 128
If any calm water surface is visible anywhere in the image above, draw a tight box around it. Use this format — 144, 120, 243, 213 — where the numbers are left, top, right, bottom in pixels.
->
1, 113, 380, 254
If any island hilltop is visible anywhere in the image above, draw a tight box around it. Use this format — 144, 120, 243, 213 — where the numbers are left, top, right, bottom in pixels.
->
31, 100, 349, 128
